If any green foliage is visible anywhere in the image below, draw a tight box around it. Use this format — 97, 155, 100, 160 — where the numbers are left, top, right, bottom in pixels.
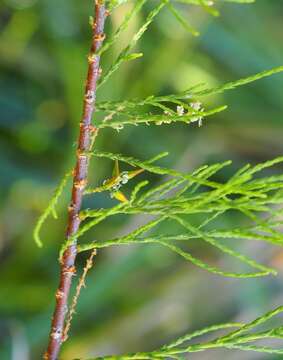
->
98, 0, 166, 89
96, 66, 283, 130
35, 150, 283, 279
166, 1, 200, 36
71, 151, 283, 279
33, 171, 71, 247
87, 305, 283, 359
31, 0, 283, 357
100, 0, 147, 56
101, 0, 256, 89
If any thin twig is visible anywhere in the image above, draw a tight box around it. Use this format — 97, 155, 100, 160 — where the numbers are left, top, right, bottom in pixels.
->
62, 248, 97, 342
44, 1, 107, 359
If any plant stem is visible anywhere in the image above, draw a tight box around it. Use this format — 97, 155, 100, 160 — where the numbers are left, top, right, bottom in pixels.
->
44, 1, 107, 358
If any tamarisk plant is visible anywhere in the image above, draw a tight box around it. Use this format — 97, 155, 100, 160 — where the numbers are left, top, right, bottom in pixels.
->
33, 0, 283, 358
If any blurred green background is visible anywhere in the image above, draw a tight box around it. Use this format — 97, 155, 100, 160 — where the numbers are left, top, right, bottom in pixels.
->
1, 0, 283, 359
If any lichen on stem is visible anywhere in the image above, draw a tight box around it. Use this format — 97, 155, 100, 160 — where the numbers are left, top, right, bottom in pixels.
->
44, 1, 107, 359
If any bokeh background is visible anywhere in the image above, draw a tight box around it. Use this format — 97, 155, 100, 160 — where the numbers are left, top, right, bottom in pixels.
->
1, 0, 283, 359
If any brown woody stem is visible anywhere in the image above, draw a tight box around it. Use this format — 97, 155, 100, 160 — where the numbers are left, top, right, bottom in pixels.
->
44, 1, 107, 359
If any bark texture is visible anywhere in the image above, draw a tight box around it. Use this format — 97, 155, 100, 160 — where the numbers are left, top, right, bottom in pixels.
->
44, 2, 107, 358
